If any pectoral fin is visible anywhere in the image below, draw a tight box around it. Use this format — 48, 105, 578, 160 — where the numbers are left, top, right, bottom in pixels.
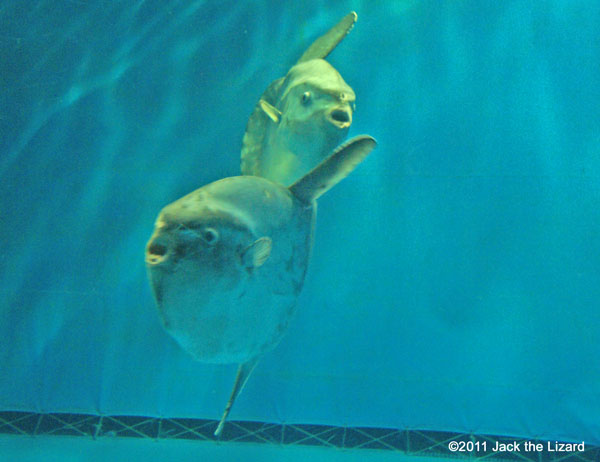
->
297, 11, 358, 63
214, 358, 259, 437
241, 237, 272, 269
289, 135, 376, 204
259, 99, 282, 123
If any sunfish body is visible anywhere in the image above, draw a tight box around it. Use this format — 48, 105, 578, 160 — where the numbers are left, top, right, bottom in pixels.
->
146, 136, 376, 436
241, 12, 358, 186
146, 178, 311, 365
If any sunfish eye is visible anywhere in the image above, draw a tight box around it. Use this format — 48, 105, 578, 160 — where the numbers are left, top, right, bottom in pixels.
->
201, 227, 219, 245
301, 91, 311, 104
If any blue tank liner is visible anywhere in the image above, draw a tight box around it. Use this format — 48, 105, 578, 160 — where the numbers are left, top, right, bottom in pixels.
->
0, 431, 452, 462
1, 0, 599, 447
1, 411, 599, 460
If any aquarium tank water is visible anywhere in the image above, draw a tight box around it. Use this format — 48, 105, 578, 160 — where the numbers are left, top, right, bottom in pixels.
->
1, 0, 598, 460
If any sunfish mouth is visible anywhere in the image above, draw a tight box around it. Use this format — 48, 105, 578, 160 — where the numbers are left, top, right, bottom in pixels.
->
328, 107, 352, 129
146, 236, 169, 266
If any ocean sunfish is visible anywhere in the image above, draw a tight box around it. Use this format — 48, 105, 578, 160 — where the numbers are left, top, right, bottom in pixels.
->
145, 135, 376, 436
241, 12, 358, 186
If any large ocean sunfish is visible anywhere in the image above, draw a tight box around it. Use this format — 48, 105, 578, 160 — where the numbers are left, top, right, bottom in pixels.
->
241, 12, 359, 186
146, 135, 376, 436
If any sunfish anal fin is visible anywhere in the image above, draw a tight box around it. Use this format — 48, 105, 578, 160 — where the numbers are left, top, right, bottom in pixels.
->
214, 358, 260, 437
289, 135, 376, 204
297, 11, 358, 64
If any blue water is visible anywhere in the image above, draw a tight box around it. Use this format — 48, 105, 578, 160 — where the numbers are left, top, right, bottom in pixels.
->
1, 0, 599, 458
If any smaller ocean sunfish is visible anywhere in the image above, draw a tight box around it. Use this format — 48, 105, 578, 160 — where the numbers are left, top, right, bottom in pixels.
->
241, 12, 359, 186
146, 135, 376, 436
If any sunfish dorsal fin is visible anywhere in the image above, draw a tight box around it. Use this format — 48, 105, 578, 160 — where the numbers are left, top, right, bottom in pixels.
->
297, 11, 358, 64
289, 135, 376, 204
214, 357, 260, 437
